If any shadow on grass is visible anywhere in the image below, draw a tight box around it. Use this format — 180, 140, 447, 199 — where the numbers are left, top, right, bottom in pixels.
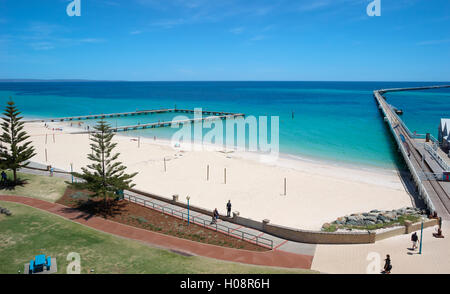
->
60, 198, 128, 221
0, 178, 28, 191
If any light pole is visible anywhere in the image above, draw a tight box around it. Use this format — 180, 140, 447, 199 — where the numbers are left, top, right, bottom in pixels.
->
419, 217, 424, 254
186, 196, 190, 225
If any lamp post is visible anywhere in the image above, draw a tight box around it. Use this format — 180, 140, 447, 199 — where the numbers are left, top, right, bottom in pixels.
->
186, 196, 190, 225
419, 217, 424, 254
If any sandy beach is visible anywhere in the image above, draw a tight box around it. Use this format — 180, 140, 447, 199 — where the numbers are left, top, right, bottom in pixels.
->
24, 121, 413, 230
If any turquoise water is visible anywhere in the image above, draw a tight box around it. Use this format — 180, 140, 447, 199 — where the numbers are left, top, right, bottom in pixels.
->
0, 81, 449, 170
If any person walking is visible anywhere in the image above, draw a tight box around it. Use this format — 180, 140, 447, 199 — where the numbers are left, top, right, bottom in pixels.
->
226, 200, 232, 217
211, 208, 219, 225
411, 232, 418, 250
382, 255, 392, 274
49, 167, 54, 177
214, 208, 219, 222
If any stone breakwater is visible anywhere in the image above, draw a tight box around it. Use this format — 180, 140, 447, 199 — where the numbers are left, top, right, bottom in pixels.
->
322, 207, 427, 231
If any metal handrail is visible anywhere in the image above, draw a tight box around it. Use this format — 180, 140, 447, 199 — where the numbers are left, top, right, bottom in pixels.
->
123, 193, 273, 249
389, 106, 426, 139
424, 143, 450, 172
376, 93, 436, 213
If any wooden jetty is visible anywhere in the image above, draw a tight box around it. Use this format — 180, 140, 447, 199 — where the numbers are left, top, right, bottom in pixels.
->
23, 108, 242, 123
25, 108, 246, 134
70, 113, 245, 134
374, 85, 450, 219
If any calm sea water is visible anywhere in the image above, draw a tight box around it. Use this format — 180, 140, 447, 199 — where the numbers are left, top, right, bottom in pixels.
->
0, 81, 449, 170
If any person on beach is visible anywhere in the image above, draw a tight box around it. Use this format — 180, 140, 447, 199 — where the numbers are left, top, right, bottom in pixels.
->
226, 200, 232, 217
381, 255, 392, 274
411, 232, 418, 250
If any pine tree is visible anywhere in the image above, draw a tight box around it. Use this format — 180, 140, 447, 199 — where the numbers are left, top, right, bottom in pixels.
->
0, 99, 36, 183
72, 120, 137, 204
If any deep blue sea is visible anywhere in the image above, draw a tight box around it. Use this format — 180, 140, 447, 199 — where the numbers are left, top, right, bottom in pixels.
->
0, 81, 449, 170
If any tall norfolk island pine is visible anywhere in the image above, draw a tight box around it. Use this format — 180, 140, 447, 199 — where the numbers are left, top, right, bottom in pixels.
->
0, 100, 36, 183
72, 120, 138, 203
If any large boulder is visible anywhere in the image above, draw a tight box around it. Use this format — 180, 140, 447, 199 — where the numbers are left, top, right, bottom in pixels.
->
364, 215, 378, 223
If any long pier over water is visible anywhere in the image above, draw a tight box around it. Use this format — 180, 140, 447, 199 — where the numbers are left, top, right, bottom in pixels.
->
374, 85, 450, 220
24, 108, 245, 134
24, 108, 242, 123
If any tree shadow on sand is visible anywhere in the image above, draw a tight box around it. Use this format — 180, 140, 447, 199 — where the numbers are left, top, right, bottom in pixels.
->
61, 197, 128, 221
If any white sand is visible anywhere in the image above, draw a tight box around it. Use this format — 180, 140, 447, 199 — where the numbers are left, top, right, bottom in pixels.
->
25, 121, 413, 230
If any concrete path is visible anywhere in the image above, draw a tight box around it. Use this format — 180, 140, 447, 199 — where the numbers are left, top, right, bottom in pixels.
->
312, 222, 448, 274
0, 195, 314, 270
18, 162, 317, 258
125, 190, 317, 256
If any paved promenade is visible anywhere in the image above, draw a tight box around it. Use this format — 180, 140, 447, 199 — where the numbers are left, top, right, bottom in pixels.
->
312, 222, 448, 274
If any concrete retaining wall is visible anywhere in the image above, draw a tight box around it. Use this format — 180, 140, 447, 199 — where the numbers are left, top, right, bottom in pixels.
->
263, 222, 375, 244
234, 215, 264, 231
128, 188, 439, 245
405, 218, 438, 233
375, 227, 406, 242
376, 219, 438, 241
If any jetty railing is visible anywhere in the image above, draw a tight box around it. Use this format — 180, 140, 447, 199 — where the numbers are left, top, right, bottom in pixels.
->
23, 108, 244, 124
375, 91, 436, 213
424, 143, 450, 172
123, 192, 274, 249
388, 103, 449, 172
388, 105, 426, 139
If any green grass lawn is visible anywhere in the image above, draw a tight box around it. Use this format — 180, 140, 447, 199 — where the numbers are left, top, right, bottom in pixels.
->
0, 201, 316, 274
0, 171, 67, 202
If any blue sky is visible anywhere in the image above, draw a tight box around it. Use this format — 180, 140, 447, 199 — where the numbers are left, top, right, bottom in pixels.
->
0, 0, 449, 81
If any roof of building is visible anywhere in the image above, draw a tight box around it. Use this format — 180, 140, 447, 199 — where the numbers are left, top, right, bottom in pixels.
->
440, 118, 450, 134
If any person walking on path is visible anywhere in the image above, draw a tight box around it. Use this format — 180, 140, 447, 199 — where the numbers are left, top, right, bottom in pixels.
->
411, 232, 419, 250
382, 255, 392, 274
226, 200, 232, 217
211, 208, 219, 225
49, 167, 54, 177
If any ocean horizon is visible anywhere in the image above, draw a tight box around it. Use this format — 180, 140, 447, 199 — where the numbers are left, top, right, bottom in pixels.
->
1, 81, 449, 170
